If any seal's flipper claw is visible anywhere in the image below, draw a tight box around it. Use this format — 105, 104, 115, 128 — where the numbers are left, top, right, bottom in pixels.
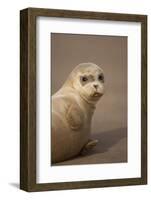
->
80, 139, 98, 155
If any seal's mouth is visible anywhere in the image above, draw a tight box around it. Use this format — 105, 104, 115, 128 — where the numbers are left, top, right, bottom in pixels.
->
91, 92, 103, 98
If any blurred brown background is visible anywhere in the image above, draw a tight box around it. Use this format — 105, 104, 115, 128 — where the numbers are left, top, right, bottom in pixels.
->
51, 33, 127, 165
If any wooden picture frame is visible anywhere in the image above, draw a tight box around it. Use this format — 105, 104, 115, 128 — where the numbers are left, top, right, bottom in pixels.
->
20, 7, 147, 192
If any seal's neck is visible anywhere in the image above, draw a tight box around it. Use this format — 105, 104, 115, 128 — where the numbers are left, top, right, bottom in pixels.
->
79, 92, 96, 111
62, 85, 96, 112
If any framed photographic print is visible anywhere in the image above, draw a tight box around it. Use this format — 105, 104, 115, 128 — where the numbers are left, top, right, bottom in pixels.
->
20, 8, 147, 191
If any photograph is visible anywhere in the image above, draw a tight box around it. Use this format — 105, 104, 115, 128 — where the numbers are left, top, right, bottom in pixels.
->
51, 33, 127, 166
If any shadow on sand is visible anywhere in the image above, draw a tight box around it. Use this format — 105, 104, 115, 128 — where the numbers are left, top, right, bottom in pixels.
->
88, 127, 127, 155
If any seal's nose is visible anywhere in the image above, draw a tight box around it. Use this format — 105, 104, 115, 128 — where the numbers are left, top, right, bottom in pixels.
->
93, 84, 98, 89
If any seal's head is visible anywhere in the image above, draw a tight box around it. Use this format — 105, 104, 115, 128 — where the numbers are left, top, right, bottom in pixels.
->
64, 63, 105, 104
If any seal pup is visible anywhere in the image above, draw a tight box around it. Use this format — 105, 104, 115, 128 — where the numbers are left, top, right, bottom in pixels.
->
51, 63, 105, 163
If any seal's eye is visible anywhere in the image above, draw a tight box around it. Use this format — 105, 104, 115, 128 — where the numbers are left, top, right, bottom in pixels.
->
82, 76, 88, 82
98, 74, 104, 82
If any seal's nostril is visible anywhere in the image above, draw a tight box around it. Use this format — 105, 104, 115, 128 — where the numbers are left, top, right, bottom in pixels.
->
93, 84, 98, 89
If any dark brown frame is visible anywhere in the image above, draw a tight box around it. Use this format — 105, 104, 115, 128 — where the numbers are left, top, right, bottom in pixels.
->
20, 7, 147, 192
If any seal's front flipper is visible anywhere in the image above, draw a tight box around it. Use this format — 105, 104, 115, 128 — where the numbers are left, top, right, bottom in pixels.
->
66, 104, 84, 131
81, 139, 98, 155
